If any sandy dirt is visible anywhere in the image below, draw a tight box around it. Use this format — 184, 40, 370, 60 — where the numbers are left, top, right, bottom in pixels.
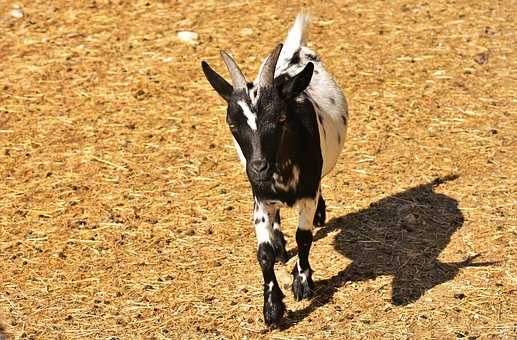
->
0, 0, 515, 338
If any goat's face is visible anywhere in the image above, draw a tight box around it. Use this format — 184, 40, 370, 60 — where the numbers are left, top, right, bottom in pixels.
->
202, 44, 313, 190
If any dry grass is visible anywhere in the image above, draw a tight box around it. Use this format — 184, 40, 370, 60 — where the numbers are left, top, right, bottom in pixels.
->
0, 0, 516, 338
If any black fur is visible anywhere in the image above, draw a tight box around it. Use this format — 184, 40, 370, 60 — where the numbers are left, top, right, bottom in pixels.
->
263, 282, 285, 327
292, 229, 315, 300
306, 52, 320, 62
257, 243, 285, 326
202, 48, 329, 326
292, 264, 314, 301
272, 210, 288, 263
289, 49, 301, 66
201, 61, 233, 102
219, 65, 322, 206
313, 195, 326, 227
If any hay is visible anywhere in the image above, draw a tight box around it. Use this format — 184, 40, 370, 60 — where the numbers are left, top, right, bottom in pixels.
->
0, 0, 515, 338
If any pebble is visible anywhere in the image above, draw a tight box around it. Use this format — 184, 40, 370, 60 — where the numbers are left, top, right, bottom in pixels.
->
177, 31, 198, 45
10, 5, 24, 19
240, 28, 253, 36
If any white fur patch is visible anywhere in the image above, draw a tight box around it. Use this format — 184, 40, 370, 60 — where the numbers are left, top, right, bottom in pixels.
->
255, 217, 270, 245
296, 197, 318, 231
278, 48, 347, 177
267, 281, 274, 304
308, 71, 348, 177
273, 220, 281, 231
237, 100, 257, 131
297, 261, 306, 282
296, 261, 310, 283
254, 201, 274, 245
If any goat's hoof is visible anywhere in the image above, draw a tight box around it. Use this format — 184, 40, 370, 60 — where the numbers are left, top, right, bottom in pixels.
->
292, 266, 314, 301
263, 287, 285, 326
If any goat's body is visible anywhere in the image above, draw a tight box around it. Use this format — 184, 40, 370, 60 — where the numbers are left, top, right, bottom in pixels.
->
201, 12, 348, 326
250, 13, 348, 179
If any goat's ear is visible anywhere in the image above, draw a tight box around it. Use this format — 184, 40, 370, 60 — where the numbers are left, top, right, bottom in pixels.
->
281, 62, 314, 98
201, 61, 233, 102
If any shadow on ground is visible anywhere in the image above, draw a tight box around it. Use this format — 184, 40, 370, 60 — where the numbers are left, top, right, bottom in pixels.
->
281, 175, 493, 329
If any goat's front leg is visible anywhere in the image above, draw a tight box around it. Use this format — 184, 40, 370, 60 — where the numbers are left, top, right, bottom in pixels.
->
292, 195, 318, 300
254, 200, 285, 326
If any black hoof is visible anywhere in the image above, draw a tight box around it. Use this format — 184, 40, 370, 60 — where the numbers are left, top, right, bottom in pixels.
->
313, 196, 326, 227
292, 265, 314, 301
273, 229, 288, 264
263, 285, 285, 326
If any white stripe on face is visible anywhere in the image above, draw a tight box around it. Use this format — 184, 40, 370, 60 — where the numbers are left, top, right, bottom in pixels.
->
237, 100, 257, 131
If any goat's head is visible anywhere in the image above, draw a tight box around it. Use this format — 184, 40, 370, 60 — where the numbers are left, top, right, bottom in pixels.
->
201, 44, 314, 191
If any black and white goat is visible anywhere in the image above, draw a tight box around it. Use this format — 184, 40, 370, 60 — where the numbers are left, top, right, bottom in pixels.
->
201, 13, 348, 326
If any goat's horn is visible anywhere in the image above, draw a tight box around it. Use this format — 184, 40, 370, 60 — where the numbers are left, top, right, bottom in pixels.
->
258, 44, 283, 89
220, 51, 247, 91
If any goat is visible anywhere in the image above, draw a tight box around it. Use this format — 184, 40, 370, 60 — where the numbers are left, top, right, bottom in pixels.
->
201, 13, 348, 326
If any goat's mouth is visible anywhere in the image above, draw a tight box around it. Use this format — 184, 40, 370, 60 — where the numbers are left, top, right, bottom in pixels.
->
251, 177, 272, 185
246, 168, 274, 184
248, 174, 274, 188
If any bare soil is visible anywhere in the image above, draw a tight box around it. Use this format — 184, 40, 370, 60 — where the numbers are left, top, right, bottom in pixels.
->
0, 0, 515, 338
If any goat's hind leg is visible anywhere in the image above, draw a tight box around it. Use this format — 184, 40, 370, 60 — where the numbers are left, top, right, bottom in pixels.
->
272, 209, 288, 263
292, 197, 317, 300
313, 194, 326, 227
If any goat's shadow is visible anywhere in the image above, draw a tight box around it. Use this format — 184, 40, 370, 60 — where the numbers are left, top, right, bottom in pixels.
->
281, 175, 491, 329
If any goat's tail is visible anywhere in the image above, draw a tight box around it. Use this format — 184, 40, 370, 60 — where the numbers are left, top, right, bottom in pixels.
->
281, 12, 310, 60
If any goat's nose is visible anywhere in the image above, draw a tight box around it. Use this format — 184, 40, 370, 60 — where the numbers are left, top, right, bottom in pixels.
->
250, 159, 268, 173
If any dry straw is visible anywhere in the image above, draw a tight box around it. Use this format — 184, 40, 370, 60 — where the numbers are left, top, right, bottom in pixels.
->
0, 0, 515, 338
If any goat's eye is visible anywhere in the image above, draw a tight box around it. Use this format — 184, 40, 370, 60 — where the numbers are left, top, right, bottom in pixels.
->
279, 114, 287, 123
229, 124, 237, 130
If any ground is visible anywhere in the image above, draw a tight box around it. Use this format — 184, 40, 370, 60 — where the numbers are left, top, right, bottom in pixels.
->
0, 0, 516, 339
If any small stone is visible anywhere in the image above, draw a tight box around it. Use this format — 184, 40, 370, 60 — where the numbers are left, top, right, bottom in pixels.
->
454, 292, 466, 299
474, 51, 489, 65
240, 28, 253, 36
183, 228, 195, 236
404, 213, 417, 225
10, 5, 24, 19
177, 31, 198, 45
317, 19, 334, 26
133, 89, 148, 100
